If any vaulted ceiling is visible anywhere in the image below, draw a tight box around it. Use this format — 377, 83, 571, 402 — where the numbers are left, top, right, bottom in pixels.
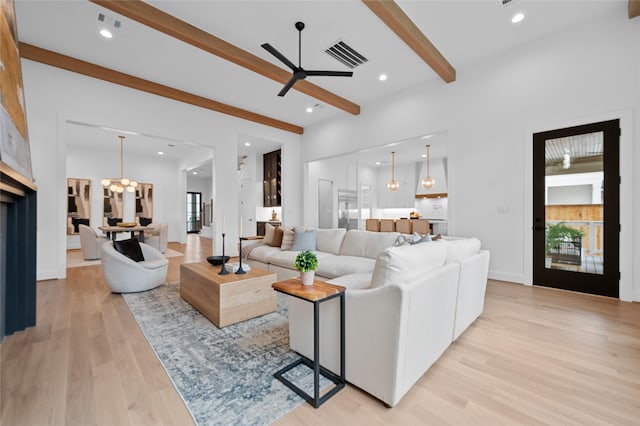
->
15, 0, 629, 137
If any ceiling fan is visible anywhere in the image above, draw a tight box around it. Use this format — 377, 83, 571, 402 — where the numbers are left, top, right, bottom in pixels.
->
261, 21, 353, 97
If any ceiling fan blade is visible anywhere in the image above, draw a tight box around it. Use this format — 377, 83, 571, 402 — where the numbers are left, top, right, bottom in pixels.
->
306, 70, 354, 77
261, 43, 297, 71
278, 76, 299, 97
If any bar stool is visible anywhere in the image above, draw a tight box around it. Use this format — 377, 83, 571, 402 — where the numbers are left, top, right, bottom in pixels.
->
379, 219, 395, 232
365, 219, 380, 232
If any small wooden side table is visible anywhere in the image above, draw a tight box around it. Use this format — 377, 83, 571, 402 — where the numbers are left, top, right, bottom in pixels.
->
271, 278, 346, 408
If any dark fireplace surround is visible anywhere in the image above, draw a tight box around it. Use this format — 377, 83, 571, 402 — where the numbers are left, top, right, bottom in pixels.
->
1, 162, 37, 340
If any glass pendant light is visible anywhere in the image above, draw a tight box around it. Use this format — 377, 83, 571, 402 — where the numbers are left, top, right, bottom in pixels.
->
102, 135, 138, 193
387, 151, 399, 191
421, 144, 435, 190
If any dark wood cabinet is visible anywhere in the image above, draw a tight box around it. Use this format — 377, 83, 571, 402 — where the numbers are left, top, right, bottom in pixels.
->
256, 221, 282, 236
263, 149, 281, 207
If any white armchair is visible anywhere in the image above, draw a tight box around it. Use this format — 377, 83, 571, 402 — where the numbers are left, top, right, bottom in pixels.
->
101, 242, 168, 293
78, 224, 109, 260
146, 223, 168, 253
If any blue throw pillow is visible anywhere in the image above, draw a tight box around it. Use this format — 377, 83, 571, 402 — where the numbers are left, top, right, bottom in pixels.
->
290, 227, 318, 251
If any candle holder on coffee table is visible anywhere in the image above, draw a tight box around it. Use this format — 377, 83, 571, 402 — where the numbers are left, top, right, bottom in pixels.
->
236, 237, 247, 274
219, 233, 229, 275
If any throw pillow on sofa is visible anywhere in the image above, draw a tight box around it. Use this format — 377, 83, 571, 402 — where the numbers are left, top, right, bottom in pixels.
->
290, 227, 318, 251
263, 223, 276, 245
271, 226, 284, 247
280, 227, 295, 250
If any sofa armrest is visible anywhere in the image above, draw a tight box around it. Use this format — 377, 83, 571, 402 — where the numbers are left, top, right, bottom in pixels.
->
452, 250, 490, 340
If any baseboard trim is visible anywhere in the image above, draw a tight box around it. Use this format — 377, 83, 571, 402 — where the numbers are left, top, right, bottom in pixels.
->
37, 269, 59, 281
633, 290, 640, 302
488, 271, 524, 284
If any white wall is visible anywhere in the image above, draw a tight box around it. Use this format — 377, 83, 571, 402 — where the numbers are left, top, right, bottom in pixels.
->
302, 11, 639, 300
547, 185, 592, 205
22, 59, 302, 280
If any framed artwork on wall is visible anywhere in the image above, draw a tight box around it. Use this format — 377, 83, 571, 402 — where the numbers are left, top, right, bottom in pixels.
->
135, 182, 153, 225
0, 0, 32, 182
66, 178, 91, 235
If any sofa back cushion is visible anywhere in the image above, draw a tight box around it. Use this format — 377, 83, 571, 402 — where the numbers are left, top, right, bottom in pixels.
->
440, 237, 481, 264
339, 230, 400, 259
369, 241, 447, 288
316, 228, 347, 255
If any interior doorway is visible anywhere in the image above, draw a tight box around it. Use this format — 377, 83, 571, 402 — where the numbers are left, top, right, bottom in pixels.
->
532, 119, 620, 297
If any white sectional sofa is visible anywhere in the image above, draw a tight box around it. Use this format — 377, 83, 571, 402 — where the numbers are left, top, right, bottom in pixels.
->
247, 229, 400, 281
245, 228, 490, 407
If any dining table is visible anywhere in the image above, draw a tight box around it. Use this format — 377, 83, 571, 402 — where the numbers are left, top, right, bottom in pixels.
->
98, 224, 154, 242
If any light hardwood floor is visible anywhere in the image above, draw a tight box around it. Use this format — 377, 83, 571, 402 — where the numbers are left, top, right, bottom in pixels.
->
2, 234, 639, 425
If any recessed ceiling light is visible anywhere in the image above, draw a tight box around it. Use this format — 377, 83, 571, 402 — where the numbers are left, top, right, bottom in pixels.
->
421, 154, 427, 158
157, 151, 164, 155
511, 13, 525, 23
375, 161, 381, 165
99, 29, 113, 39
192, 171, 198, 175
306, 107, 313, 113
244, 142, 251, 146
379, 74, 387, 81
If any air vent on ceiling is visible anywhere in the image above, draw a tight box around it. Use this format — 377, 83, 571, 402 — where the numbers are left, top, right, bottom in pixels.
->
499, 0, 521, 7
97, 12, 122, 29
324, 40, 368, 69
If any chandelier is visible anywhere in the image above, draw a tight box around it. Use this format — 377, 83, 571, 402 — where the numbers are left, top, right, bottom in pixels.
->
101, 135, 138, 193
421, 144, 435, 190
387, 151, 399, 191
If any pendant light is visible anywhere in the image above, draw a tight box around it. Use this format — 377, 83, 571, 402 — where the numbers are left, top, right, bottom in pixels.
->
101, 136, 138, 193
387, 151, 399, 191
421, 144, 435, 190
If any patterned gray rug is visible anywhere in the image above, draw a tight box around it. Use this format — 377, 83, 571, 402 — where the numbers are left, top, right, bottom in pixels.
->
123, 282, 328, 425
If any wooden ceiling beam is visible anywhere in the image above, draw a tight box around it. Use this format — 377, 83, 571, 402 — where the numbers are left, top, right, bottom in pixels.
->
19, 43, 304, 135
89, 0, 360, 115
630, 0, 640, 19
362, 0, 456, 83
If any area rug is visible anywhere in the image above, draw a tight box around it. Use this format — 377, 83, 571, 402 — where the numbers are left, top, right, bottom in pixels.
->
66, 248, 183, 268
122, 283, 330, 425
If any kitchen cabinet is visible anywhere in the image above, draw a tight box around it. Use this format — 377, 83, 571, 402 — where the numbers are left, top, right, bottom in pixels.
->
263, 149, 281, 207
377, 163, 417, 208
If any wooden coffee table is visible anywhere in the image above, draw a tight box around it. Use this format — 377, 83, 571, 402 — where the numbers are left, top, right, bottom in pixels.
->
180, 261, 277, 328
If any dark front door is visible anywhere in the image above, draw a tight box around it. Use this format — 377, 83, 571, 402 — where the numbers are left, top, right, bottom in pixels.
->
533, 119, 619, 297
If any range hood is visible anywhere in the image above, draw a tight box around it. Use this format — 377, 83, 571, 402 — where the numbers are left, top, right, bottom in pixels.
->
416, 158, 448, 198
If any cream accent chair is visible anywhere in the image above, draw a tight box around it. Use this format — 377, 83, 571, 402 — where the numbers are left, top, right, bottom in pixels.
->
146, 223, 168, 253
78, 224, 109, 260
101, 242, 168, 293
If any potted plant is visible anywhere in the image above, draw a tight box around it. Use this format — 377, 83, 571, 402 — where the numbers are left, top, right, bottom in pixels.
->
545, 222, 585, 266
295, 250, 318, 285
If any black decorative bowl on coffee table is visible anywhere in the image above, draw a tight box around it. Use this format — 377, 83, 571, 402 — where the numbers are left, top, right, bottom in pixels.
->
207, 255, 230, 266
